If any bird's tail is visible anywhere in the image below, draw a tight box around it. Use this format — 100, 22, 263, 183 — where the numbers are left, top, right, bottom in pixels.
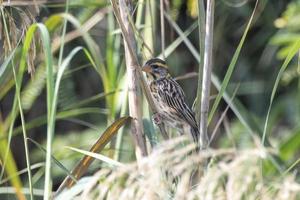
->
190, 126, 200, 151
191, 126, 209, 151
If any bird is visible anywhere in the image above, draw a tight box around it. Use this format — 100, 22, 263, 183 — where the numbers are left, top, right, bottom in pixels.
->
142, 58, 200, 147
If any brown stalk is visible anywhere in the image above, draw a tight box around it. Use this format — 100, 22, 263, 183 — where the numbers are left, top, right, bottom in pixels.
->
55, 117, 131, 196
110, 0, 169, 158
117, 0, 147, 159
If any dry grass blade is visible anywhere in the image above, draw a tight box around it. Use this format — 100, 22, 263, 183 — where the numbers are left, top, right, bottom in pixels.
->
209, 84, 240, 145
51, 9, 109, 53
55, 116, 131, 196
174, 72, 198, 81
58, 137, 300, 200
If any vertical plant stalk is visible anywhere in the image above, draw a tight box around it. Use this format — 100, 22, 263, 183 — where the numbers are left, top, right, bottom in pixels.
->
118, 0, 148, 159
46, 2, 70, 199
110, 0, 169, 156
144, 0, 155, 59
58, 0, 69, 67
160, 0, 165, 59
142, 0, 168, 141
114, 89, 128, 161
195, 0, 205, 123
199, 0, 214, 149
0, 7, 30, 200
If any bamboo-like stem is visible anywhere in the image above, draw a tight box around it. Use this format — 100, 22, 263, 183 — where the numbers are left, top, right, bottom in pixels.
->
142, 0, 155, 59
195, 0, 205, 124
199, 0, 214, 149
110, 0, 168, 154
118, 0, 147, 159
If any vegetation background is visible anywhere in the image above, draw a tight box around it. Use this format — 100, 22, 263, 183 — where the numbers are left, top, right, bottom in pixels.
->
0, 0, 300, 199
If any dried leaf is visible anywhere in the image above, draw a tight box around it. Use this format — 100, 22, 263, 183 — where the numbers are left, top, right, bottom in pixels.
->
55, 116, 132, 196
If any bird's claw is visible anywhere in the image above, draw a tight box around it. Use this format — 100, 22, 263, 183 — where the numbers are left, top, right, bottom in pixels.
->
152, 113, 162, 125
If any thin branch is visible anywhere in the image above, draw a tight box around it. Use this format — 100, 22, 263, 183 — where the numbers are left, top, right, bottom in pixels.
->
209, 84, 240, 146
174, 72, 198, 81
199, 0, 214, 150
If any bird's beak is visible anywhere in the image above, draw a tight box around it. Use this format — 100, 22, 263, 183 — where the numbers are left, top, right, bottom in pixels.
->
142, 65, 152, 73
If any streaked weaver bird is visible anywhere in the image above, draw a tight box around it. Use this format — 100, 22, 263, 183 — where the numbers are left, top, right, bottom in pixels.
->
142, 58, 200, 147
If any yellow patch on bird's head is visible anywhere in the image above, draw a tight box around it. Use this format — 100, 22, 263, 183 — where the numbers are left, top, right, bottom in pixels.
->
151, 61, 168, 69
143, 58, 168, 69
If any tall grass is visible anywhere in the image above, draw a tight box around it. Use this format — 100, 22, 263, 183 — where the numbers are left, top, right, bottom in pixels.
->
0, 1, 300, 199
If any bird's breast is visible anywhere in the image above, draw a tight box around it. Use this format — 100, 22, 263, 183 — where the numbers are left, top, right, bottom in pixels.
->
149, 81, 185, 130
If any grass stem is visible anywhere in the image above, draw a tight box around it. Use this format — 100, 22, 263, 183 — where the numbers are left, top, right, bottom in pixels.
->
199, 0, 214, 149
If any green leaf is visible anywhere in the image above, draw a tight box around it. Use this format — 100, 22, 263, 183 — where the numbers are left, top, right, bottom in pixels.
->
279, 128, 300, 161
262, 39, 300, 145
27, 138, 77, 182
208, 0, 258, 125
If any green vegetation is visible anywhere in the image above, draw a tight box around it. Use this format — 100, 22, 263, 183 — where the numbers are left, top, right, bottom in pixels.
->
0, 0, 299, 199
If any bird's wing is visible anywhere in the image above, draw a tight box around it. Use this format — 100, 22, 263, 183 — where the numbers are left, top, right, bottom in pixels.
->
157, 78, 198, 129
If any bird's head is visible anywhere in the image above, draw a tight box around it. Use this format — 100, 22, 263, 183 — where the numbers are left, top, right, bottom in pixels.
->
142, 58, 169, 80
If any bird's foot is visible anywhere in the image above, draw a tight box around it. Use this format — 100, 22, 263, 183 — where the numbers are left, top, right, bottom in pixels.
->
152, 113, 162, 125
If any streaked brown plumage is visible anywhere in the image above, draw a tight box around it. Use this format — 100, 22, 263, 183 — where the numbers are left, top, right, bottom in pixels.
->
142, 58, 199, 145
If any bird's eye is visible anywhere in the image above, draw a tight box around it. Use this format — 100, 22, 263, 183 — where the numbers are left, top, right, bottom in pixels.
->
153, 65, 158, 69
